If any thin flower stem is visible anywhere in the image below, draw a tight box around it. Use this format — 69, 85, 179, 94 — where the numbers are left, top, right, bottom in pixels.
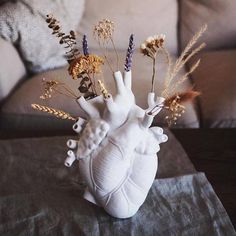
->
151, 57, 156, 93
53, 88, 77, 99
55, 81, 78, 98
98, 41, 114, 73
110, 37, 119, 71
60, 84, 78, 98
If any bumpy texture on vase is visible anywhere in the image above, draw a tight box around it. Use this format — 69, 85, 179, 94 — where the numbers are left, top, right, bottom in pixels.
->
65, 70, 168, 218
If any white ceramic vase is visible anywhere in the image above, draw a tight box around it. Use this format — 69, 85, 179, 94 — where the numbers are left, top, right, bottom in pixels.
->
65, 70, 168, 218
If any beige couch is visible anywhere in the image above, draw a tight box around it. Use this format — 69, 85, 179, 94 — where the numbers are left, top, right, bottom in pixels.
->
0, 0, 236, 135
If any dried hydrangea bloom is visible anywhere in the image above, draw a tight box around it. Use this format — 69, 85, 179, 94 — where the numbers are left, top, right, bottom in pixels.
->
68, 54, 104, 79
93, 19, 115, 43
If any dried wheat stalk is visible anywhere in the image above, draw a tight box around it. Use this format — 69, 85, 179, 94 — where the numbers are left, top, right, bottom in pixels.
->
31, 104, 76, 121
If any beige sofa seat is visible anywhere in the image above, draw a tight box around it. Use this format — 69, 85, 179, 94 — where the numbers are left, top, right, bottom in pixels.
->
188, 50, 236, 128
0, 49, 199, 133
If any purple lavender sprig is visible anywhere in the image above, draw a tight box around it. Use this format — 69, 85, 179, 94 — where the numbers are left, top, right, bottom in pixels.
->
124, 34, 135, 72
82, 35, 89, 56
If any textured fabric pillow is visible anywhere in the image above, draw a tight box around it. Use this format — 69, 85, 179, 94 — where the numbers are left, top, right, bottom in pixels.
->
0, 37, 26, 102
189, 50, 236, 128
0, 0, 84, 73
1, 49, 199, 132
78, 0, 178, 54
179, 0, 236, 51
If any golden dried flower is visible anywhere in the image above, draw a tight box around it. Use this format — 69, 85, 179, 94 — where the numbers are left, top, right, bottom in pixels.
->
40, 78, 59, 99
140, 34, 165, 58
164, 90, 200, 126
93, 19, 115, 43
40, 78, 78, 99
68, 54, 104, 79
87, 54, 105, 74
164, 95, 185, 126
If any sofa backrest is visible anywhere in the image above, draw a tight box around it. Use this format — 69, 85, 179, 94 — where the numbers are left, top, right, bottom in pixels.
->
78, 0, 178, 54
179, 0, 236, 51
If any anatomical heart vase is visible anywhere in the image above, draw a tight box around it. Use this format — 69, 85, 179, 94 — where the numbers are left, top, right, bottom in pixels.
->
31, 16, 206, 218
65, 71, 168, 218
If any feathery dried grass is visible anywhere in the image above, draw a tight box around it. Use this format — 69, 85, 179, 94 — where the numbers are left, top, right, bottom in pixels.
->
169, 59, 201, 94
163, 24, 207, 97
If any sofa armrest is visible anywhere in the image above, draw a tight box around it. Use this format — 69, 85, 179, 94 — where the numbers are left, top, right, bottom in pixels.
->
0, 37, 26, 103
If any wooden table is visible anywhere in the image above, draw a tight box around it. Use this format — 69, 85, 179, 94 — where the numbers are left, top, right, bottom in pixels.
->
172, 128, 236, 229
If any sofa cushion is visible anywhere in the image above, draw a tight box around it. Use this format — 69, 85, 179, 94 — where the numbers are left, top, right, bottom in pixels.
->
179, 0, 236, 51
0, 0, 84, 73
0, 37, 26, 102
78, 0, 178, 54
189, 50, 236, 128
1, 49, 199, 132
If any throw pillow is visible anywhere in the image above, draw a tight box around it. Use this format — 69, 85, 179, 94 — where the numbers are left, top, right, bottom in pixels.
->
0, 0, 84, 73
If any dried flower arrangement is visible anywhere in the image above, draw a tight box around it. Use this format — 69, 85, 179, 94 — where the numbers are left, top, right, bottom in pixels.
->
29, 15, 208, 219
31, 15, 207, 126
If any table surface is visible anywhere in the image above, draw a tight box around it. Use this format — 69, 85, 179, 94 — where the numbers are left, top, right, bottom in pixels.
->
1, 128, 235, 229
0, 134, 234, 235
173, 128, 236, 229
